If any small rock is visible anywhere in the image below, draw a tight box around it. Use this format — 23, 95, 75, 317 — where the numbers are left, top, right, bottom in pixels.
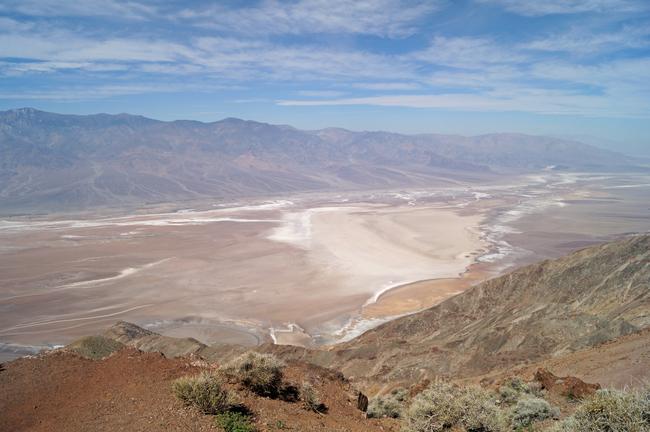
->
357, 392, 368, 412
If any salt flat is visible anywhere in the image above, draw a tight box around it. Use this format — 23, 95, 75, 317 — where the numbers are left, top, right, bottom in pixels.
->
0, 171, 648, 360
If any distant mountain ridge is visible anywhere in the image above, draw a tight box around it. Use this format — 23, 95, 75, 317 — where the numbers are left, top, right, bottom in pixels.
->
0, 108, 635, 212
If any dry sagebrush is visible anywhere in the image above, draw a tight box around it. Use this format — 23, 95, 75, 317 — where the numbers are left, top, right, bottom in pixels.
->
404, 381, 507, 432
548, 388, 649, 432
172, 371, 233, 414
223, 351, 286, 396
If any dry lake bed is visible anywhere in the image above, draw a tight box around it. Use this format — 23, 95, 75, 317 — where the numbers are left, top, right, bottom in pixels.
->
1, 171, 648, 361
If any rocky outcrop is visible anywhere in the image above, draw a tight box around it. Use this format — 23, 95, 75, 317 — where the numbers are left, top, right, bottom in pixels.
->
534, 368, 600, 399
103, 321, 206, 359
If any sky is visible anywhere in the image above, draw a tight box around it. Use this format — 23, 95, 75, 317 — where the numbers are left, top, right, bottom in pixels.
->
1, 0, 649, 156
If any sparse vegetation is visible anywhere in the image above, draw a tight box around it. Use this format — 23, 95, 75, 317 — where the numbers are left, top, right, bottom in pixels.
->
498, 377, 543, 405
300, 381, 325, 413
510, 396, 559, 428
367, 388, 407, 419
223, 352, 286, 396
215, 411, 256, 432
68, 335, 124, 360
460, 385, 508, 432
404, 381, 506, 432
172, 372, 233, 415
549, 388, 649, 432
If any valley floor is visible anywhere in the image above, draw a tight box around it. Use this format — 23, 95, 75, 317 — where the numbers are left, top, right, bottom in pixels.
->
0, 171, 649, 361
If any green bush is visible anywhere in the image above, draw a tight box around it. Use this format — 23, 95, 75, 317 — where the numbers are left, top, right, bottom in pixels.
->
367, 388, 407, 419
549, 388, 648, 432
216, 412, 256, 432
223, 352, 286, 396
404, 382, 506, 432
510, 396, 559, 428
172, 372, 233, 415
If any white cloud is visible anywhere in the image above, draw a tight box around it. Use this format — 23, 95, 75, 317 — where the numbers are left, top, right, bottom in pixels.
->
524, 24, 650, 53
0, 29, 414, 82
0, 17, 34, 32
0, 0, 157, 20
297, 90, 345, 97
0, 82, 236, 100
479, 0, 648, 16
0, 33, 192, 63
412, 36, 526, 69
178, 0, 442, 38
276, 90, 649, 118
353, 82, 421, 90
0, 0, 647, 121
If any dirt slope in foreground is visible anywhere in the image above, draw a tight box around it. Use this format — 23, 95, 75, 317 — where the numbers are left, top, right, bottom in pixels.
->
0, 348, 396, 432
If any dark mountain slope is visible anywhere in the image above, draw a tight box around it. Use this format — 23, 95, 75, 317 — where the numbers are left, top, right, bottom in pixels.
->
322, 235, 649, 384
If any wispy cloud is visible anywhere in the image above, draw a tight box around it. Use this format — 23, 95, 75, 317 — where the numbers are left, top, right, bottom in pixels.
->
524, 24, 650, 54
277, 89, 649, 118
479, 0, 648, 16
0, 0, 648, 122
177, 0, 443, 38
412, 36, 526, 69
297, 90, 346, 97
0, 0, 157, 20
0, 82, 237, 100
353, 82, 422, 90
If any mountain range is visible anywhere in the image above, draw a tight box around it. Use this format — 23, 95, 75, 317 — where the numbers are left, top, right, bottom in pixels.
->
0, 108, 637, 213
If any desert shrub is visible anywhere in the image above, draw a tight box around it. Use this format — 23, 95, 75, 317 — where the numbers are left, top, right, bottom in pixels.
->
498, 377, 541, 405
404, 382, 506, 432
510, 396, 559, 428
546, 416, 579, 432
505, 377, 530, 393
223, 352, 285, 396
300, 381, 325, 413
499, 385, 520, 405
459, 386, 508, 432
172, 372, 233, 415
549, 388, 648, 432
216, 412, 256, 432
367, 388, 407, 418
404, 382, 462, 431
642, 388, 650, 424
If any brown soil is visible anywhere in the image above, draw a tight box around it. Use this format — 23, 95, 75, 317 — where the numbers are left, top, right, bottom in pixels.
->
0, 348, 397, 432
533, 368, 600, 399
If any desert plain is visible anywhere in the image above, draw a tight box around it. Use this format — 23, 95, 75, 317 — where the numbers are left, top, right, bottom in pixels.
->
1, 171, 649, 361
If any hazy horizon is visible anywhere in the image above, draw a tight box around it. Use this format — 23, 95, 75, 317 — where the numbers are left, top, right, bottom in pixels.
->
4, 106, 650, 159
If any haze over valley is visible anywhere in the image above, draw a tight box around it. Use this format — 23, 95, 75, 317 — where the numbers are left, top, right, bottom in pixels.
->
1, 111, 648, 361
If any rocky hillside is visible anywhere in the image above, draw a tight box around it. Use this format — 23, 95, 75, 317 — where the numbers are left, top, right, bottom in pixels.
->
0, 347, 398, 432
0, 108, 634, 212
1, 236, 648, 431
66, 235, 649, 391
321, 235, 649, 385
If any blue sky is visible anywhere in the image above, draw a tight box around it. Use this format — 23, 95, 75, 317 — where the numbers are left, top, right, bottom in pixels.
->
1, 0, 649, 155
